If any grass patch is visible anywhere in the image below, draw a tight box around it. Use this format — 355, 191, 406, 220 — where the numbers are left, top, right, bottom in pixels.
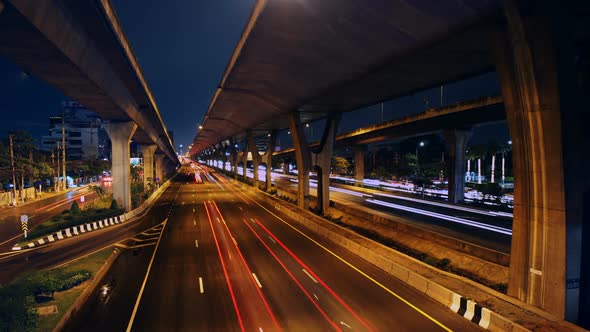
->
0, 247, 114, 332
323, 214, 508, 294
36, 285, 84, 332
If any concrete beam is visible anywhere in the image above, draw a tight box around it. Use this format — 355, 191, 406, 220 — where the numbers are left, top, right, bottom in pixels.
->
104, 121, 137, 211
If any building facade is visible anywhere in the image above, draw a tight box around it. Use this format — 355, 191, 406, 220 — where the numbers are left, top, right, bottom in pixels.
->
41, 101, 108, 160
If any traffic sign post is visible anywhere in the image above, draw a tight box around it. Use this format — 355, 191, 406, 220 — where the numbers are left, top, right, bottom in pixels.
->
20, 215, 28, 239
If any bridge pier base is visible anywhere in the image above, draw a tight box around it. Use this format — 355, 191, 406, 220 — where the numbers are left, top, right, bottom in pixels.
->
353, 146, 366, 187
155, 154, 165, 183
140, 144, 157, 189
311, 115, 340, 215
104, 121, 137, 211
263, 131, 278, 191
443, 129, 472, 204
288, 112, 311, 210
247, 131, 260, 188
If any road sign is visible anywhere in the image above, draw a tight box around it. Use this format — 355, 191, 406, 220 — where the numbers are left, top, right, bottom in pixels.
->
80, 195, 85, 203
21, 215, 28, 239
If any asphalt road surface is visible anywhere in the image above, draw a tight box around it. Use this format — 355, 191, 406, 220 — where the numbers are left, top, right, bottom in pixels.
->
64, 165, 483, 331
0, 184, 105, 251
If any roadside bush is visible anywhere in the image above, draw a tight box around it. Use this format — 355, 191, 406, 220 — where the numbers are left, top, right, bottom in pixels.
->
0, 285, 37, 332
70, 201, 80, 214
110, 199, 119, 209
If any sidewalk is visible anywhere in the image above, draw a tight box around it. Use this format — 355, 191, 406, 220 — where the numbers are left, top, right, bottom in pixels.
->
0, 185, 89, 210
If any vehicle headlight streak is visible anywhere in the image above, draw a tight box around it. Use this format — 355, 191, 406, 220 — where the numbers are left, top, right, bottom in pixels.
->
365, 199, 512, 236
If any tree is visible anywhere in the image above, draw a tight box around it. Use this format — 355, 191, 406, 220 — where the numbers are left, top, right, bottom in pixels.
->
331, 156, 350, 175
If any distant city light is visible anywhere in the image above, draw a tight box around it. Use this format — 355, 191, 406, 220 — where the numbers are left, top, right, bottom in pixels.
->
419, 141, 425, 147
508, 140, 512, 145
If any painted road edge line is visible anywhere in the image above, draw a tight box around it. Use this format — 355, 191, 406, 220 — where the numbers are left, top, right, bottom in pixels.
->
252, 273, 262, 288
126, 218, 168, 332
302, 268, 318, 283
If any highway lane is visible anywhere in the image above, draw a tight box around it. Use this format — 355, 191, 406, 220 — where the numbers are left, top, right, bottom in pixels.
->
208, 171, 482, 331
53, 165, 483, 331
0, 182, 180, 285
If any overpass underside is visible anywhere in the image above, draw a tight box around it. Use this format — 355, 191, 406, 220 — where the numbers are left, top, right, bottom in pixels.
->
193, 0, 590, 326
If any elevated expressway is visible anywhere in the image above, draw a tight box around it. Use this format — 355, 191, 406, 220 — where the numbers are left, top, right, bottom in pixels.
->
190, 0, 590, 323
0, 0, 179, 210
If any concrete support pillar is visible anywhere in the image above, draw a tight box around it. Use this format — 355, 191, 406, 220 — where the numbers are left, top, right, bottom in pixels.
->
282, 162, 289, 175
231, 150, 239, 180
288, 112, 311, 210
263, 131, 278, 191
155, 154, 165, 183
240, 146, 247, 182
247, 131, 260, 187
353, 146, 366, 187
311, 115, 340, 215
492, 2, 589, 320
104, 121, 137, 211
443, 130, 472, 204
140, 144, 157, 189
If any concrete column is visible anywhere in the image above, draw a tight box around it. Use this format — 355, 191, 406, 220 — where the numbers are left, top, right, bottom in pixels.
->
311, 115, 340, 215
492, 3, 588, 320
241, 147, 248, 183
140, 144, 157, 189
155, 154, 165, 183
443, 130, 472, 204
353, 146, 366, 187
231, 150, 238, 180
263, 131, 278, 191
104, 121, 137, 211
288, 112, 311, 210
247, 132, 260, 187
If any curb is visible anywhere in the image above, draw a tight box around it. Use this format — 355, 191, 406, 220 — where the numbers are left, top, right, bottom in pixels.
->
233, 180, 530, 332
12, 215, 126, 251
11, 180, 172, 251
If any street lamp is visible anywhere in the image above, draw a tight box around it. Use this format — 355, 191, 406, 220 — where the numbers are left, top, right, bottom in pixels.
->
198, 125, 203, 130
508, 140, 512, 145
416, 141, 425, 170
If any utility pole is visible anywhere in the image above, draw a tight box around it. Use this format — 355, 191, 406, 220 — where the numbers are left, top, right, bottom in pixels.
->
62, 114, 67, 191
51, 149, 56, 192
56, 142, 61, 191
9, 135, 17, 206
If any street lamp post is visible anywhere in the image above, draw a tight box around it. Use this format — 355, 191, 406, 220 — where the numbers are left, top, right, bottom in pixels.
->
416, 141, 425, 171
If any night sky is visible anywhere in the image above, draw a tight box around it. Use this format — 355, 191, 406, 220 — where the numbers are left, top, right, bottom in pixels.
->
0, 1, 507, 150
0, 0, 255, 150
